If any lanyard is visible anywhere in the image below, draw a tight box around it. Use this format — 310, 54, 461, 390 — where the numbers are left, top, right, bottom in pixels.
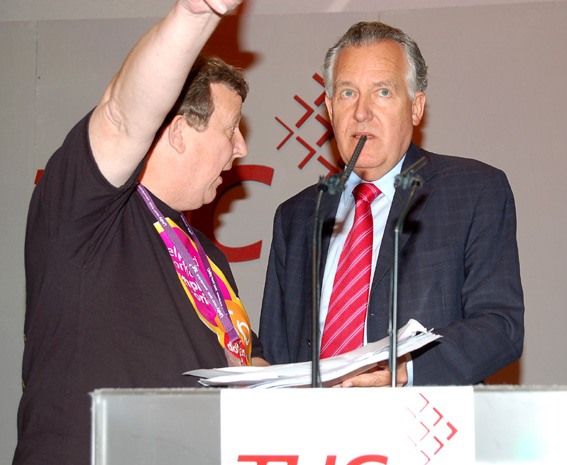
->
137, 184, 241, 344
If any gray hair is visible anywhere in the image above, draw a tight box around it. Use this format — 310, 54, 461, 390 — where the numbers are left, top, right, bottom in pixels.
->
322, 22, 428, 99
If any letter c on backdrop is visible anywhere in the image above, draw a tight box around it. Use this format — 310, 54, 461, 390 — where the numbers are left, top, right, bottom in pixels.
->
188, 165, 274, 263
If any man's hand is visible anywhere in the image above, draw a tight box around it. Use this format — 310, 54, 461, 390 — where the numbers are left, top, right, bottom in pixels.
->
251, 357, 270, 367
334, 357, 408, 388
184, 0, 242, 16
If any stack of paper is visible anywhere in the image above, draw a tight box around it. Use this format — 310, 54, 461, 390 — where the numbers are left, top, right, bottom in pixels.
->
185, 319, 440, 388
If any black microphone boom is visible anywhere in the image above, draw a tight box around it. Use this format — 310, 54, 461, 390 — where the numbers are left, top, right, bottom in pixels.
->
388, 155, 427, 387
339, 135, 367, 186
311, 135, 367, 388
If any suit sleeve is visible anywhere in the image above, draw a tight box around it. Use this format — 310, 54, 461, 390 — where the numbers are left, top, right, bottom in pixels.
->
412, 169, 524, 385
258, 205, 291, 364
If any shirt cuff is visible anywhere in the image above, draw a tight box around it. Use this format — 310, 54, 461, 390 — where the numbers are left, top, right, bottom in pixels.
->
404, 353, 413, 387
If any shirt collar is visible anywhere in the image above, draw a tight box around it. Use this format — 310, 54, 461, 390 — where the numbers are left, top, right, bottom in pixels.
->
342, 155, 406, 206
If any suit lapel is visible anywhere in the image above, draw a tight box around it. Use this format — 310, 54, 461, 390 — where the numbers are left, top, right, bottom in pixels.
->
371, 145, 436, 291
306, 186, 341, 287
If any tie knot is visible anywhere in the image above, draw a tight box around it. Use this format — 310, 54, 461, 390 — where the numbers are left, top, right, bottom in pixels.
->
353, 183, 381, 204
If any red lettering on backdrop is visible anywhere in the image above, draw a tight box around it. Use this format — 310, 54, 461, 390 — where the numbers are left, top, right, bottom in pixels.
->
189, 164, 274, 263
347, 455, 388, 465
237, 456, 299, 465
35, 170, 45, 184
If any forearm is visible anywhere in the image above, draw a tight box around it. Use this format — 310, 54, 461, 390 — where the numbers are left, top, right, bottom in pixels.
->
89, 0, 240, 186
412, 312, 523, 385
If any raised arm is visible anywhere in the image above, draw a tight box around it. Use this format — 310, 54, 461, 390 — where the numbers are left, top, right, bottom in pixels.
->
89, 0, 242, 187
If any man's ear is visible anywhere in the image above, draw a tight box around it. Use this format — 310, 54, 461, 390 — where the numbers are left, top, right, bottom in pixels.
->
168, 115, 188, 154
325, 95, 333, 121
411, 92, 426, 126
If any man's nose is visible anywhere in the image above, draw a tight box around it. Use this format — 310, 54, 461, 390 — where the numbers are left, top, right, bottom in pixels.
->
354, 94, 372, 122
233, 127, 248, 158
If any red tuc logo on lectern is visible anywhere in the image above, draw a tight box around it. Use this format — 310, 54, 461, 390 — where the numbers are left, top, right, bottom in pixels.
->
237, 455, 388, 465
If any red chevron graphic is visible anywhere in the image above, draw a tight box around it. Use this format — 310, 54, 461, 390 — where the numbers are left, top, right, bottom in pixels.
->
315, 114, 333, 147
294, 95, 314, 128
406, 392, 460, 463
313, 73, 326, 106
296, 137, 316, 169
317, 156, 339, 177
275, 117, 294, 150
446, 422, 458, 440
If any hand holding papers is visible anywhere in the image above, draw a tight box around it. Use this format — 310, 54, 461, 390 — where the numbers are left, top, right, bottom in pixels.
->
185, 319, 440, 388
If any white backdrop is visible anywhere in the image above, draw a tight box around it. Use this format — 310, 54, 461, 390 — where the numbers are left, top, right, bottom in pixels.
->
1, 0, 567, 463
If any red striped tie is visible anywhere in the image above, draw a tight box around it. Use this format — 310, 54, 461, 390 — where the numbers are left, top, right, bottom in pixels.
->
320, 182, 381, 358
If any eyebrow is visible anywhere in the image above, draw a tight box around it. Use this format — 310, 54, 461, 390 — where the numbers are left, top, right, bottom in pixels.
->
334, 79, 398, 91
373, 80, 397, 89
229, 112, 242, 127
334, 80, 355, 90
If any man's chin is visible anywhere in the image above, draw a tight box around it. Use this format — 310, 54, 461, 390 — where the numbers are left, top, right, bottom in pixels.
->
203, 188, 219, 206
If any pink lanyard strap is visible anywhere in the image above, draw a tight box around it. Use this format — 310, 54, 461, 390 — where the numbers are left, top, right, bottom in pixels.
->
137, 184, 241, 344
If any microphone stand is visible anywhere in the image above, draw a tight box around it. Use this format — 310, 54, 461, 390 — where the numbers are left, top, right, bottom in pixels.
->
311, 136, 367, 388
388, 156, 427, 387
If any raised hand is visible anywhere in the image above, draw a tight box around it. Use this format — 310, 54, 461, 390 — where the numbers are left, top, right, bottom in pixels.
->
183, 0, 243, 16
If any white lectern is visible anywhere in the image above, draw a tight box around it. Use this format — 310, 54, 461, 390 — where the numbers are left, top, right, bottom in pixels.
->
91, 385, 566, 464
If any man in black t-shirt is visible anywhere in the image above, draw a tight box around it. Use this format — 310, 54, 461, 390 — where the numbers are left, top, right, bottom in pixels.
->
14, 1, 267, 464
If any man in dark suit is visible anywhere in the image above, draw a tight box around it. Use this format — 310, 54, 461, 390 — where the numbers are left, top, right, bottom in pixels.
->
259, 21, 524, 386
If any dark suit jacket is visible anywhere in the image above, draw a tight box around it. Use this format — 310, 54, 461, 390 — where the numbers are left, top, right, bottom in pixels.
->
259, 143, 524, 385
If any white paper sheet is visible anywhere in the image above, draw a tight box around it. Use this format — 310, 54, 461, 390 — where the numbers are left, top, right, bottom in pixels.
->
185, 319, 441, 388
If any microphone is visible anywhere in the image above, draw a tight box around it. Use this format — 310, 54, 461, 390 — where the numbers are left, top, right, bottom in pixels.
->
311, 135, 367, 387
389, 155, 427, 387
394, 156, 427, 190
318, 135, 367, 195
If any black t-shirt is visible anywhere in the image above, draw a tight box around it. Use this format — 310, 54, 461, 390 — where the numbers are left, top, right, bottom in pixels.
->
15, 111, 263, 465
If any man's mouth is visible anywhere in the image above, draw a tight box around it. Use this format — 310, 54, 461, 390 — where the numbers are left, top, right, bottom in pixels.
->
353, 133, 374, 140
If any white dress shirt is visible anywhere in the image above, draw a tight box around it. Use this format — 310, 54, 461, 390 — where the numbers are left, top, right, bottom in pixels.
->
318, 156, 413, 384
